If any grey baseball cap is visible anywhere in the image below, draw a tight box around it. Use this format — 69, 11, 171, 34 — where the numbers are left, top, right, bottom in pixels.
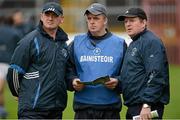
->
42, 2, 63, 16
84, 3, 107, 16
117, 8, 147, 21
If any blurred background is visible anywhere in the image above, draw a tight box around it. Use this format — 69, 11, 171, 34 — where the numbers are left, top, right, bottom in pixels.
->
0, 0, 180, 119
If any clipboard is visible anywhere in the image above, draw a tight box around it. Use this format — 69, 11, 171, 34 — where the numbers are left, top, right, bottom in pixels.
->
77, 76, 110, 85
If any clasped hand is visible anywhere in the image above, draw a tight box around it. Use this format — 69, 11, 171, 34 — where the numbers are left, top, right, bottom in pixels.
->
72, 78, 118, 91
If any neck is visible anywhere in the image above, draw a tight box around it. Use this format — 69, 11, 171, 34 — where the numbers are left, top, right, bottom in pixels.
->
91, 29, 107, 37
43, 26, 57, 40
131, 28, 146, 40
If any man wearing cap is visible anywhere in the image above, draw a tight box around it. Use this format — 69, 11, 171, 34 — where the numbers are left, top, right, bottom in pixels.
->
117, 8, 170, 119
7, 2, 69, 119
67, 3, 126, 119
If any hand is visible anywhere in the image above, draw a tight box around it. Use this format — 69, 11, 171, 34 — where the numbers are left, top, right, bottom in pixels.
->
140, 107, 152, 120
72, 78, 85, 91
14, 96, 18, 101
104, 78, 118, 89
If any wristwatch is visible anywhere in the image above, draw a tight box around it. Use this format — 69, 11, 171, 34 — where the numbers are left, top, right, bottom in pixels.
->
142, 103, 151, 108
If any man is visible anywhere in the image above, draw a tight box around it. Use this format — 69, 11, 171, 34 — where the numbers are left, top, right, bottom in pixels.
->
12, 10, 35, 38
7, 2, 69, 119
0, 15, 20, 119
68, 3, 127, 119
117, 8, 170, 119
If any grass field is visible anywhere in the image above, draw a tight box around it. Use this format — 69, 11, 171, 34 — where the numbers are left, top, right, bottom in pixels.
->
4, 65, 180, 119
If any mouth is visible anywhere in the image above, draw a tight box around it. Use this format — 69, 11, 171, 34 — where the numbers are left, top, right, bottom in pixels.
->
91, 26, 96, 29
90, 26, 96, 30
126, 28, 132, 32
90, 24, 96, 28
47, 21, 54, 24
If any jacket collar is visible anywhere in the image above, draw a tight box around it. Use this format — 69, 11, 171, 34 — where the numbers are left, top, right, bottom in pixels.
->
132, 28, 147, 41
87, 29, 112, 40
37, 21, 68, 41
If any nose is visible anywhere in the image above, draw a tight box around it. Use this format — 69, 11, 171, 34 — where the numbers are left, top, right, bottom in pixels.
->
89, 18, 94, 24
48, 15, 53, 20
89, 20, 93, 24
125, 21, 131, 28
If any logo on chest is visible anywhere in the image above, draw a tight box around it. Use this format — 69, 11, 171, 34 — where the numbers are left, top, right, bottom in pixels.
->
93, 48, 101, 55
61, 48, 68, 58
131, 47, 137, 56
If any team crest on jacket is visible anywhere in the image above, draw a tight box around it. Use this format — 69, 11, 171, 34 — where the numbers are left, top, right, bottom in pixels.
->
61, 48, 68, 58
93, 48, 101, 55
131, 47, 137, 56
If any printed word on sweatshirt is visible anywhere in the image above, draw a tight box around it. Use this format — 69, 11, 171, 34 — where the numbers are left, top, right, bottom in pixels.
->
80, 55, 113, 63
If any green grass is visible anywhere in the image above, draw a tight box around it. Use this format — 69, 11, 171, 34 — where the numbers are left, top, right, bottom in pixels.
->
4, 65, 180, 119
163, 65, 180, 119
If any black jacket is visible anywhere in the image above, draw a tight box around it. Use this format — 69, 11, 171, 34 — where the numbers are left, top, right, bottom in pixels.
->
0, 25, 20, 63
7, 21, 69, 113
120, 28, 170, 106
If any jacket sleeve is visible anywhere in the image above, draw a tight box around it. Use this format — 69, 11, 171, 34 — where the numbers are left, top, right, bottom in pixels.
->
141, 38, 169, 104
7, 37, 31, 97
7, 66, 25, 97
114, 40, 127, 94
65, 42, 78, 91
119, 40, 127, 73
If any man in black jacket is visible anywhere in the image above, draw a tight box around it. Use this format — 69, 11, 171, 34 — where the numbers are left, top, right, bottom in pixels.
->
117, 8, 170, 119
12, 10, 35, 39
7, 2, 69, 119
0, 15, 20, 119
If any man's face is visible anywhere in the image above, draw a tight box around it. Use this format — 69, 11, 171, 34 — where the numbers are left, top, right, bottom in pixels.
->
86, 13, 107, 35
124, 17, 146, 38
12, 11, 24, 25
40, 11, 63, 30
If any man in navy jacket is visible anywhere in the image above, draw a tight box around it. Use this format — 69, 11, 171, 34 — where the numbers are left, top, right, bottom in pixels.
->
7, 2, 69, 119
117, 8, 170, 119
0, 15, 20, 119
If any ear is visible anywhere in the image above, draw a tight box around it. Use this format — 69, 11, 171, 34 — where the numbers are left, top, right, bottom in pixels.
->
104, 21, 107, 25
104, 18, 108, 25
59, 16, 64, 24
143, 19, 147, 25
40, 13, 43, 21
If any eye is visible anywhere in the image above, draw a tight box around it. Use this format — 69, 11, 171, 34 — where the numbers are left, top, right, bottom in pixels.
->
93, 16, 101, 20
94, 17, 99, 20
124, 20, 128, 23
45, 12, 50, 16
